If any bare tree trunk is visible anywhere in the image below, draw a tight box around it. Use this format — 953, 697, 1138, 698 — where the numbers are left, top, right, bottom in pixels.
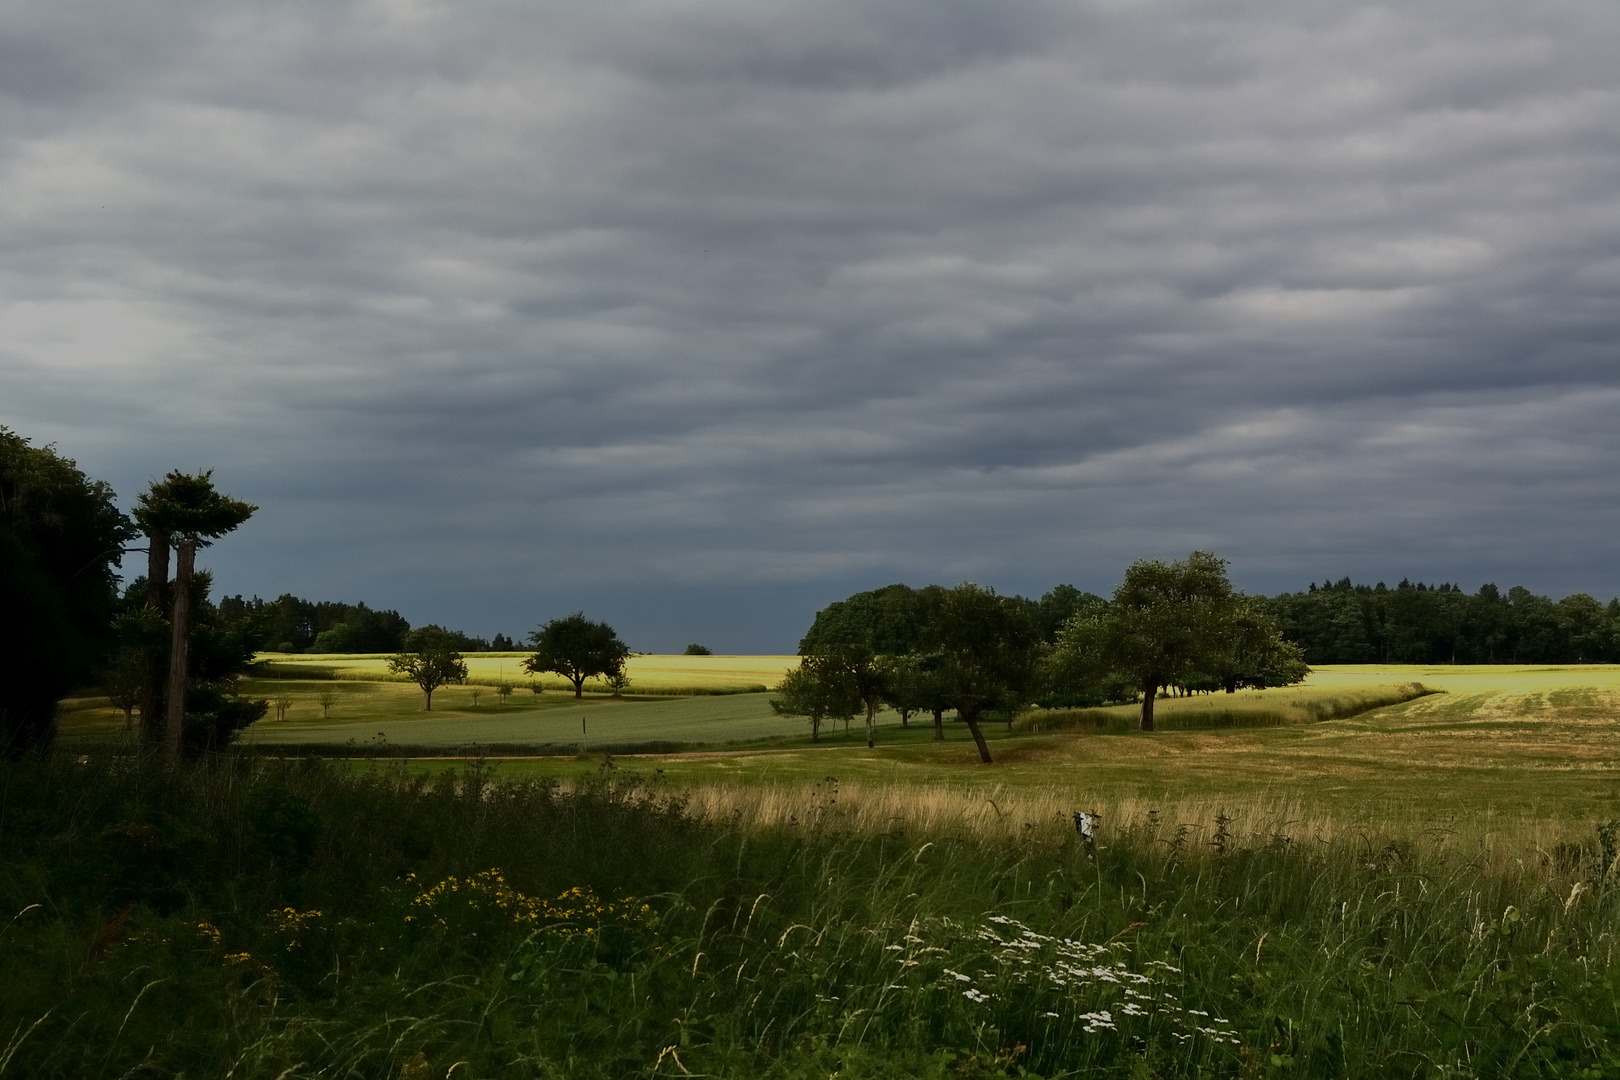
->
864, 702, 876, 748
139, 530, 170, 747
932, 709, 945, 741
164, 537, 195, 762
1140, 675, 1158, 732
961, 710, 993, 764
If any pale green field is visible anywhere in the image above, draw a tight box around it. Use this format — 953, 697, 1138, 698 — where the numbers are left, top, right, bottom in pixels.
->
470, 664, 1620, 838
61, 664, 1620, 834
255, 652, 799, 693
240, 690, 790, 751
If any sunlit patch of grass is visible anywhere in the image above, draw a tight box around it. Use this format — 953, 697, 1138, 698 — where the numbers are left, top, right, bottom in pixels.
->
1018, 682, 1437, 734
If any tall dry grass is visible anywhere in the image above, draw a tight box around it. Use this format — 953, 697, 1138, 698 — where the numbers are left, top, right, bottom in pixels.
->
655, 776, 1588, 876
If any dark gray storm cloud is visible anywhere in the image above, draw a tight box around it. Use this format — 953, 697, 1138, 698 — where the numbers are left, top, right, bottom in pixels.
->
2, 0, 1616, 650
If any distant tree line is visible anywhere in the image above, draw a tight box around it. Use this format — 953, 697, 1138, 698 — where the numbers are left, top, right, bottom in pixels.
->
216, 594, 515, 654
1266, 578, 1620, 665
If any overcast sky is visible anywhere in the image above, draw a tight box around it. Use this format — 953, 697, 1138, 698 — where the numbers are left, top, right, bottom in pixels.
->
2, 1, 1616, 652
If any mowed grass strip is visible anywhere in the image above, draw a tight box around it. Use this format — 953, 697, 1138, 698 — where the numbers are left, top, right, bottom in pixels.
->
254, 652, 798, 694
239, 690, 791, 750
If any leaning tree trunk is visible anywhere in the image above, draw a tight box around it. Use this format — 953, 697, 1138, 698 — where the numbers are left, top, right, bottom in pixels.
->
164, 537, 195, 762
139, 529, 170, 748
961, 709, 993, 764
1139, 675, 1158, 732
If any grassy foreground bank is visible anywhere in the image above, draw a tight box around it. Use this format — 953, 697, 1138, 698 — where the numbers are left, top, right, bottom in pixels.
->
5, 753, 1620, 1078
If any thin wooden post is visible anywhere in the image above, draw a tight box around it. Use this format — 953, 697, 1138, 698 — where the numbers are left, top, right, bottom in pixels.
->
164, 537, 196, 762
139, 529, 170, 747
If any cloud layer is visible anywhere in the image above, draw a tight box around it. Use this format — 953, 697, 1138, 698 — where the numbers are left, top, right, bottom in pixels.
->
2, 1, 1617, 650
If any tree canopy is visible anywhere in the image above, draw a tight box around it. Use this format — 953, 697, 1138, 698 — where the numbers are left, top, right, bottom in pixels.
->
769, 654, 860, 742
797, 585, 926, 747
523, 613, 631, 698
133, 469, 255, 545
1048, 552, 1307, 731
916, 583, 1043, 763
0, 428, 133, 753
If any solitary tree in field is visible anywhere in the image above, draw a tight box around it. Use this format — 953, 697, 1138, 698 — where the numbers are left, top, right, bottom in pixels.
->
770, 656, 860, 742
1048, 552, 1295, 731
388, 625, 469, 710
317, 687, 340, 718
103, 646, 144, 730
523, 613, 630, 699
683, 643, 712, 655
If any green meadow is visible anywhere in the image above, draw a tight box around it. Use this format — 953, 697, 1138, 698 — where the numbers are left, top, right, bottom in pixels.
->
21, 662, 1620, 1077
253, 651, 798, 695
62, 662, 1620, 829
417, 664, 1620, 841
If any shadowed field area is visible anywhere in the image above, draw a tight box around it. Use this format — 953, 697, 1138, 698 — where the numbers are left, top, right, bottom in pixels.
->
252, 652, 797, 694
23, 664, 1620, 1077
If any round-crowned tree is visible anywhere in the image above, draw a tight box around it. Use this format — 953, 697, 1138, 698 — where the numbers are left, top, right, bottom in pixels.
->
523, 613, 631, 699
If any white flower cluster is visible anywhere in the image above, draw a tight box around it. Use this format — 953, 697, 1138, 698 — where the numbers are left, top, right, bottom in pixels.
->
917, 915, 1240, 1046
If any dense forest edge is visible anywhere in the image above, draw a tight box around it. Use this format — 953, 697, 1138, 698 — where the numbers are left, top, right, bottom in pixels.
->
230, 577, 1620, 666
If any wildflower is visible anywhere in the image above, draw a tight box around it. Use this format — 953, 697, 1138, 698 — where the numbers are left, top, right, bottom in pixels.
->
924, 914, 1240, 1046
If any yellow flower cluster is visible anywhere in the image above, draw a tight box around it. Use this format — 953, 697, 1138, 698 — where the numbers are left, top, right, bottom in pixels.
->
404, 869, 651, 937
272, 907, 324, 949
